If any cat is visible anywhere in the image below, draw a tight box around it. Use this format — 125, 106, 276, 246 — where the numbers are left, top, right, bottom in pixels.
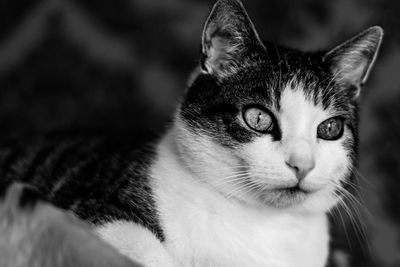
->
0, 0, 383, 266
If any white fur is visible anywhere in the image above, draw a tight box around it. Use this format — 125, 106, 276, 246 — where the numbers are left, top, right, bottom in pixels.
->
151, 132, 329, 267
96, 222, 177, 267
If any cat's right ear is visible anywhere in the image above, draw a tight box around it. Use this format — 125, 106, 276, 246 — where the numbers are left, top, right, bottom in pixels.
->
200, 0, 264, 79
322, 26, 383, 99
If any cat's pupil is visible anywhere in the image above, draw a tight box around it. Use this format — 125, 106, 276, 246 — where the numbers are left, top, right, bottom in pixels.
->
327, 122, 333, 133
256, 113, 261, 125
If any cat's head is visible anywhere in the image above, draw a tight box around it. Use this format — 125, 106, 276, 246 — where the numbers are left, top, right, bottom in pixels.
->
175, 0, 383, 213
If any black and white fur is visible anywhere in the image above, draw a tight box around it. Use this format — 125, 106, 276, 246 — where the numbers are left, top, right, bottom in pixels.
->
0, 0, 383, 266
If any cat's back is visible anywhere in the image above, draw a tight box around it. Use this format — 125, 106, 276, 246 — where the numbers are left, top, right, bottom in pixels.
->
0, 133, 164, 238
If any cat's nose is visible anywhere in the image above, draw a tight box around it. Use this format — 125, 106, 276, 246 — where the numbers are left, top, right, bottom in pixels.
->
285, 142, 315, 181
286, 153, 315, 180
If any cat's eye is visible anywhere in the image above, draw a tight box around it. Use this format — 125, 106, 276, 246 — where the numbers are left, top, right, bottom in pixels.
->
317, 117, 344, 140
243, 107, 273, 133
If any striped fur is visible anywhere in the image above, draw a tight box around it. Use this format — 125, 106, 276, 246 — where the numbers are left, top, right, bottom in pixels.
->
0, 135, 164, 239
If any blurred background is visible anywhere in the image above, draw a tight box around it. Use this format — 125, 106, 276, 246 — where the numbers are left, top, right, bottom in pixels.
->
0, 0, 399, 266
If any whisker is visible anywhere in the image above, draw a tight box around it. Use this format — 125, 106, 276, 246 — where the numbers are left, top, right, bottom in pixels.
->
331, 181, 372, 257
333, 196, 354, 252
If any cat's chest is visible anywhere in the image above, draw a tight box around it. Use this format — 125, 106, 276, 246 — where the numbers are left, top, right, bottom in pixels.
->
160, 194, 329, 267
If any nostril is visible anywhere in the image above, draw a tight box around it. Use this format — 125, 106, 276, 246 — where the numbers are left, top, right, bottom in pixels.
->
285, 161, 298, 172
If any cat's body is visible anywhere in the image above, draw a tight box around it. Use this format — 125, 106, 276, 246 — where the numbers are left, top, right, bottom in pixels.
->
0, 0, 383, 266
0, 135, 173, 266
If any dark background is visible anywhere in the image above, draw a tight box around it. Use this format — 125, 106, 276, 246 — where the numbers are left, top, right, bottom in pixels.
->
0, 0, 399, 266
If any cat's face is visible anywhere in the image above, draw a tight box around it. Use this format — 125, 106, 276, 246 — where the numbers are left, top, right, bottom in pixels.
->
177, 0, 382, 213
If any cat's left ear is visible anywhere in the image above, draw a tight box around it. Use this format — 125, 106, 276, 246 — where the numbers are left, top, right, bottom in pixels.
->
323, 26, 383, 98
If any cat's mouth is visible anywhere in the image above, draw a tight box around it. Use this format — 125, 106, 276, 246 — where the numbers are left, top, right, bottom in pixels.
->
276, 185, 308, 194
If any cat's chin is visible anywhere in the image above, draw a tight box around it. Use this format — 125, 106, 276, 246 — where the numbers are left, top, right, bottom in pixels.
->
258, 187, 309, 208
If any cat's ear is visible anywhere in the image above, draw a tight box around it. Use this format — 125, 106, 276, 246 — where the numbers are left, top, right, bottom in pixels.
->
200, 0, 264, 78
323, 26, 383, 98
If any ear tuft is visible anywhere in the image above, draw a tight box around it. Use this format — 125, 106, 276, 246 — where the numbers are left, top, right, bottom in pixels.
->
323, 26, 383, 98
201, 0, 264, 78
